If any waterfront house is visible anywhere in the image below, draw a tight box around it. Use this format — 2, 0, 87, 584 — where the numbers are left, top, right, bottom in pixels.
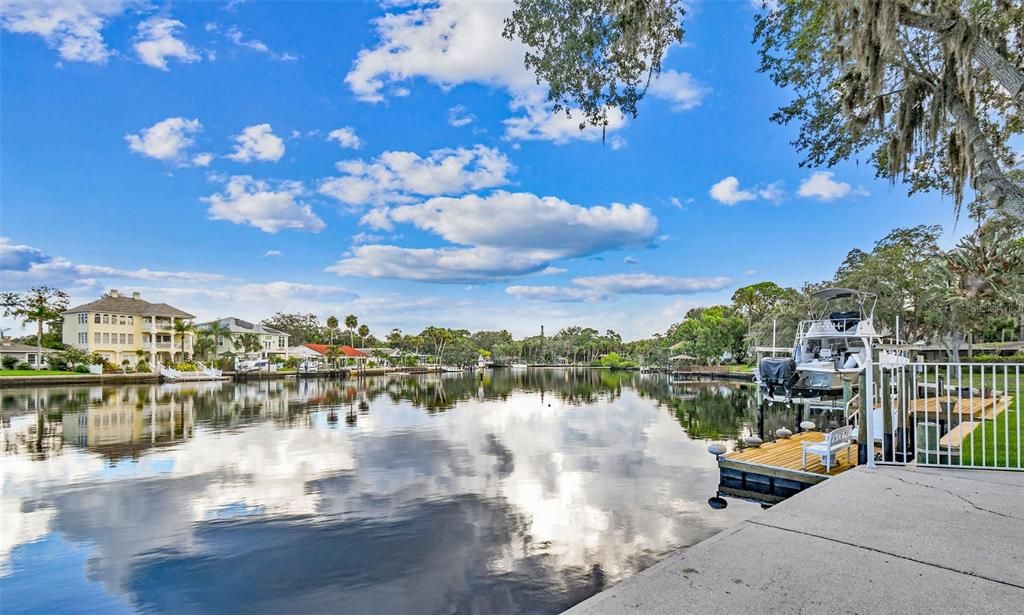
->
303, 344, 368, 367
61, 290, 195, 366
0, 339, 54, 369
197, 317, 290, 359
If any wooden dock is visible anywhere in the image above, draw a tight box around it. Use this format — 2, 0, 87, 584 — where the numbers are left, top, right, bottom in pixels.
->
718, 432, 858, 505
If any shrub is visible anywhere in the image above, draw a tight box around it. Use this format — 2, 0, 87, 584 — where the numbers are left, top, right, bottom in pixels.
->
16, 362, 32, 370
968, 354, 1024, 364
136, 361, 151, 373
2, 356, 17, 369
282, 357, 299, 369
74, 364, 90, 373
175, 362, 198, 372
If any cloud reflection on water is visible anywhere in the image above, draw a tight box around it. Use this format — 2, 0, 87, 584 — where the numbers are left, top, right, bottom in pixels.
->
0, 371, 760, 613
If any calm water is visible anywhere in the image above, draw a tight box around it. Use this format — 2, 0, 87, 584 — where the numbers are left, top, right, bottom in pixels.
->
1, 370, 787, 614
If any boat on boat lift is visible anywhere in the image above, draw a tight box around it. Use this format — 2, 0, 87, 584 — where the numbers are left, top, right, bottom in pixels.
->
756, 288, 882, 402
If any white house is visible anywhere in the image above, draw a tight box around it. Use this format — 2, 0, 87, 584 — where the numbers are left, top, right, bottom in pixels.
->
0, 340, 54, 369
197, 317, 289, 359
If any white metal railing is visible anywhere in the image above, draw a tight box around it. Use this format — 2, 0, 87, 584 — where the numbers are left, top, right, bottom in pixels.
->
798, 317, 876, 339
873, 361, 1021, 470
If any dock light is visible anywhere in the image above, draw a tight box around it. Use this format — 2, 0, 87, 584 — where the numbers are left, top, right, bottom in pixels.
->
800, 420, 816, 431
708, 496, 728, 510
775, 427, 792, 439
707, 443, 726, 458
743, 436, 763, 447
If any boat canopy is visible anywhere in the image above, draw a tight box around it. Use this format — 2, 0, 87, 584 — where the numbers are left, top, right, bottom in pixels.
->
811, 287, 875, 301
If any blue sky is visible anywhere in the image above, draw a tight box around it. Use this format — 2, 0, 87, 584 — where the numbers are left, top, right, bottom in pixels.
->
1, 0, 968, 340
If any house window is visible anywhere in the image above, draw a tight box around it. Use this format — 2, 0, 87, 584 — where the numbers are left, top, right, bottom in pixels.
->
28, 354, 36, 365
120, 334, 127, 344
278, 336, 286, 347
127, 334, 134, 344
78, 313, 88, 324
119, 316, 126, 326
94, 314, 101, 324
102, 314, 110, 324
78, 332, 87, 344
94, 332, 101, 343
127, 316, 134, 325
103, 333, 110, 344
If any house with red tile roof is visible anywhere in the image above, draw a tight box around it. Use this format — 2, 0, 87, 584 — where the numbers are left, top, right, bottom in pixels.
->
300, 344, 368, 367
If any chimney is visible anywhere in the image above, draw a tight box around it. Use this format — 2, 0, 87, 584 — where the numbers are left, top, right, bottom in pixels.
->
132, 292, 141, 300
109, 289, 120, 298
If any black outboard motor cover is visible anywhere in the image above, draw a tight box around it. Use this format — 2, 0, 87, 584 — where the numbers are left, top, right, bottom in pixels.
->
759, 357, 797, 386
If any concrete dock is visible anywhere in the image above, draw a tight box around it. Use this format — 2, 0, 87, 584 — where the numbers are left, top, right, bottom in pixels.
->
567, 465, 1024, 614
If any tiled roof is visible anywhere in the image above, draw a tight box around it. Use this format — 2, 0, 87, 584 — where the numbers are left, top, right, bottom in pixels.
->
63, 295, 194, 319
303, 344, 368, 357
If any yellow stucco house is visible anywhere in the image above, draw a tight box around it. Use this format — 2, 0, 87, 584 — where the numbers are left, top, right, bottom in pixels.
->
61, 290, 196, 366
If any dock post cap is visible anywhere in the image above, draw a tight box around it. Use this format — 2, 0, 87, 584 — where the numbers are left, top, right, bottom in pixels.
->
799, 420, 816, 431
707, 443, 727, 456
775, 427, 793, 439
743, 436, 763, 447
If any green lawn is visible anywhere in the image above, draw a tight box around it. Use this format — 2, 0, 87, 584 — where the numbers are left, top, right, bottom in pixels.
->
0, 370, 82, 376
961, 397, 1021, 469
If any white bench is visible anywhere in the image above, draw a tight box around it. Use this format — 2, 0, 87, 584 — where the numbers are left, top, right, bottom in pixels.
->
802, 425, 854, 471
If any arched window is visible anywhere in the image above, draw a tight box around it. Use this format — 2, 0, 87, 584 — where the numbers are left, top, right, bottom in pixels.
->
102, 314, 110, 324
94, 314, 101, 324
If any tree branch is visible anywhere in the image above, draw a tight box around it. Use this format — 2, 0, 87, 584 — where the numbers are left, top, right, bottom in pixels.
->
946, 93, 1024, 222
898, 4, 1024, 101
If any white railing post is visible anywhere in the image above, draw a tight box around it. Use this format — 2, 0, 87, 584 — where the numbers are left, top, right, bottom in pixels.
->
863, 336, 876, 468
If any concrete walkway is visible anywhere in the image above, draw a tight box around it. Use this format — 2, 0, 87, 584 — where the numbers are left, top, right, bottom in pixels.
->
567, 466, 1024, 614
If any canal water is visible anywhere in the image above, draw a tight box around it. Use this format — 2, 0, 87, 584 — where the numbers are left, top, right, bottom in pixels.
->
2, 370, 780, 614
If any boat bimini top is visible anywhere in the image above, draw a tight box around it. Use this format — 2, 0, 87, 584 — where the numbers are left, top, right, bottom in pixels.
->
799, 288, 880, 340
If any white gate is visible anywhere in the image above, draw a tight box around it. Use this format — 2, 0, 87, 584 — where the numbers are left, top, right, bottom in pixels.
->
873, 362, 1021, 470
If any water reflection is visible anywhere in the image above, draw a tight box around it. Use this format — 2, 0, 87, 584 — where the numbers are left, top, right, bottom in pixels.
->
2, 370, 768, 614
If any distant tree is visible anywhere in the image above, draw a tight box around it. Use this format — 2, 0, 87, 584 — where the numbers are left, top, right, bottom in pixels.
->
1, 286, 69, 369
193, 333, 217, 361
387, 328, 403, 346
326, 316, 339, 344
358, 324, 370, 346
345, 314, 358, 346
172, 319, 195, 360
669, 306, 747, 365
731, 282, 791, 335
206, 321, 232, 359
233, 332, 262, 358
261, 312, 321, 345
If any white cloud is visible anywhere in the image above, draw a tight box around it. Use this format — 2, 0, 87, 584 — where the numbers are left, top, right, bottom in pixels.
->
225, 25, 297, 61
647, 70, 709, 111
319, 145, 513, 208
0, 237, 229, 288
0, 0, 128, 64
503, 106, 627, 145
326, 127, 362, 149
507, 273, 731, 303
624, 257, 639, 265
228, 124, 285, 162
797, 171, 861, 201
202, 176, 325, 233
758, 181, 785, 203
133, 17, 199, 71
346, 0, 628, 144
709, 176, 757, 205
329, 191, 658, 282
328, 245, 557, 283
125, 117, 204, 165
670, 196, 693, 209
263, 250, 282, 257
191, 152, 214, 167
447, 105, 475, 127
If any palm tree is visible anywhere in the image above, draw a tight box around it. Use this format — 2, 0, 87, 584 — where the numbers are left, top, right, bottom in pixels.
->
234, 332, 263, 358
1, 286, 69, 369
172, 319, 195, 362
207, 321, 232, 358
194, 333, 216, 361
326, 316, 339, 344
345, 314, 358, 346
326, 344, 342, 368
358, 324, 370, 347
